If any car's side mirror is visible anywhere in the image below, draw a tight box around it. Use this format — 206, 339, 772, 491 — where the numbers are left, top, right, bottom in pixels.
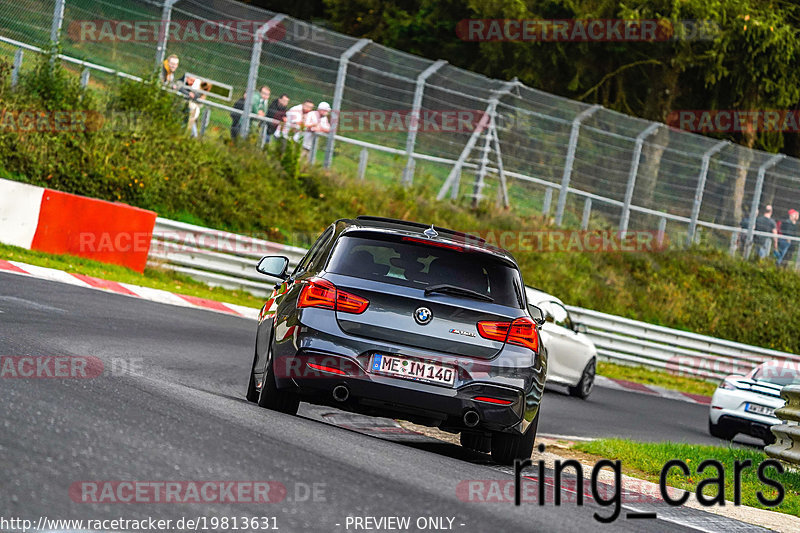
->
573, 322, 588, 334
528, 305, 545, 326
256, 256, 289, 279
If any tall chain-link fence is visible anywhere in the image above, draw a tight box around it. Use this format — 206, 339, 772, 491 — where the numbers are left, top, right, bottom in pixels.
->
3, 0, 800, 265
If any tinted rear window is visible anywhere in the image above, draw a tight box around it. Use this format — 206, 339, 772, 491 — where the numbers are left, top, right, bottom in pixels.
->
326, 235, 522, 307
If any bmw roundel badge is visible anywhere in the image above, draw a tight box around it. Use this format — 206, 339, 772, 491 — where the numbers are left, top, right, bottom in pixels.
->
414, 306, 433, 325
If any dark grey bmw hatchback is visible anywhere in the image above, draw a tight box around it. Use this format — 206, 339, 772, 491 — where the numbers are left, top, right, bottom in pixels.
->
246, 216, 547, 464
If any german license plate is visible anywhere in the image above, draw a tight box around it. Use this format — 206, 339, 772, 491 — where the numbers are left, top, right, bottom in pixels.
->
745, 403, 775, 417
370, 353, 455, 387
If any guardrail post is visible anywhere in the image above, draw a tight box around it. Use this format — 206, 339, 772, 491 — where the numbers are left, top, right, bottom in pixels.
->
581, 197, 592, 230
745, 153, 785, 258
766, 385, 800, 466
619, 123, 660, 236
324, 38, 371, 169
402, 59, 446, 186
437, 79, 518, 201
687, 141, 728, 246
657, 216, 667, 248
358, 148, 368, 180
11, 48, 22, 87
154, 0, 179, 73
309, 132, 318, 164
199, 108, 211, 138
555, 105, 601, 226
542, 187, 553, 216
80, 67, 90, 88
241, 15, 287, 139
50, 0, 65, 46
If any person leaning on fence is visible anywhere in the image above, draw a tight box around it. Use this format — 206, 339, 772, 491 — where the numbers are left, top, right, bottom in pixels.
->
160, 55, 180, 90
265, 94, 290, 141
282, 99, 314, 139
775, 209, 799, 266
251, 85, 270, 134
754, 204, 778, 259
181, 76, 209, 138
230, 91, 247, 141
300, 102, 331, 159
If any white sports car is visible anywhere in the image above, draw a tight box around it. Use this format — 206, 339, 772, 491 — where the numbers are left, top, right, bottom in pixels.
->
708, 360, 796, 445
526, 287, 597, 399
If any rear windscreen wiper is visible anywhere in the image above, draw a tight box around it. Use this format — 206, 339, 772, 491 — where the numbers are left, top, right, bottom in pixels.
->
424, 284, 493, 302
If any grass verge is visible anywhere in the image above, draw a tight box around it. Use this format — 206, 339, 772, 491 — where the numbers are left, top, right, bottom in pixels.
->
0, 242, 263, 309
597, 361, 718, 397
573, 438, 799, 516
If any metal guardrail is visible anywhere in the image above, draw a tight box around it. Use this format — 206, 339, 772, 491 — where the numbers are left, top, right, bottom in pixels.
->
766, 386, 800, 466
148, 218, 306, 294
568, 307, 800, 380
148, 218, 800, 380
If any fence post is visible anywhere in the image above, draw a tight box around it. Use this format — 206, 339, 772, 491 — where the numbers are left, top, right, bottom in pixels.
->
542, 187, 553, 216
745, 154, 785, 258
358, 148, 368, 180
437, 79, 518, 201
402, 59, 446, 186
80, 67, 90, 88
241, 15, 286, 139
581, 197, 592, 230
619, 123, 660, 236
490, 122, 509, 208
554, 104, 601, 226
154, 0, 179, 73
687, 140, 728, 246
50, 0, 66, 46
11, 48, 23, 87
449, 167, 461, 199
324, 38, 371, 169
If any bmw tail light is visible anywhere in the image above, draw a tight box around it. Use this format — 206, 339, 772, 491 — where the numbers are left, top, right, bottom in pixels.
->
298, 278, 369, 314
477, 317, 538, 352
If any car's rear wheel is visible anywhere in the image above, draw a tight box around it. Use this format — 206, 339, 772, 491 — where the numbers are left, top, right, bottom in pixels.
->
568, 358, 595, 399
708, 418, 736, 441
257, 340, 300, 415
460, 432, 491, 453
490, 408, 539, 465
246, 346, 261, 403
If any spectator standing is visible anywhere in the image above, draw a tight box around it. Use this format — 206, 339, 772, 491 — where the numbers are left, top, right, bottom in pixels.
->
775, 209, 800, 265
265, 94, 290, 140
160, 55, 180, 89
283, 99, 314, 139
230, 91, 247, 141
301, 101, 331, 158
251, 86, 270, 133
754, 204, 778, 259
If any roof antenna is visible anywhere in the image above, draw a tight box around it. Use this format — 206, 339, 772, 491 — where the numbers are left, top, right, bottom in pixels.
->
424, 224, 438, 238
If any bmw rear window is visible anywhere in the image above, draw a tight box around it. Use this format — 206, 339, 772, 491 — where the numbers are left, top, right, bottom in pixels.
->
326, 234, 523, 308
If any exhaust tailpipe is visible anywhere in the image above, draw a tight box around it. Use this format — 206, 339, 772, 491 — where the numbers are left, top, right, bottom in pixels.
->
463, 410, 480, 428
332, 385, 350, 402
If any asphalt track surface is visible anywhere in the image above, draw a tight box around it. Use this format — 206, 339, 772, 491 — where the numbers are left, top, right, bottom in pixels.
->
0, 272, 768, 532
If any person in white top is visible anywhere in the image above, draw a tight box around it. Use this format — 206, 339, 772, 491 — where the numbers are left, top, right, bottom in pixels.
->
301, 101, 331, 154
280, 99, 314, 139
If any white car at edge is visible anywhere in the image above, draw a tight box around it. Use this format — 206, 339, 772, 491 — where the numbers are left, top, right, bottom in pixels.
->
526, 287, 597, 399
709, 360, 796, 445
